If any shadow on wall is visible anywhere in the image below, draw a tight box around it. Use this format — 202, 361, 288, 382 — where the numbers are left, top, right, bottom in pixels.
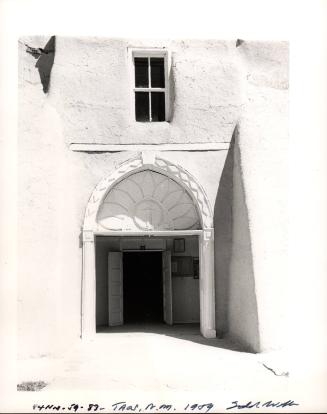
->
25, 36, 55, 93
168, 57, 176, 122
214, 126, 260, 353
214, 132, 234, 338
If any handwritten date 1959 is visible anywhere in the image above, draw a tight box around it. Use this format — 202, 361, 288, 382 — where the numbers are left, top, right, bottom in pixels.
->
184, 403, 214, 412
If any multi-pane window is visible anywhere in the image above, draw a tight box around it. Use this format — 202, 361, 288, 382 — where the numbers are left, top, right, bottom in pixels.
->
133, 56, 166, 122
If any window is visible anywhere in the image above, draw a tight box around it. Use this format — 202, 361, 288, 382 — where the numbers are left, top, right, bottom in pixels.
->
132, 51, 168, 122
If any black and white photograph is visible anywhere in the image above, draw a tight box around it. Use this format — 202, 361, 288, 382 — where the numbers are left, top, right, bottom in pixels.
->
0, 1, 327, 413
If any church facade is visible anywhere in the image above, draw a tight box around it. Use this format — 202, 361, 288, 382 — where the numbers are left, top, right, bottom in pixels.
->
18, 36, 289, 357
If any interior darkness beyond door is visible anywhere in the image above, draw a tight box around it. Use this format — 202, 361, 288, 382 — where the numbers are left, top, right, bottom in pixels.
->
123, 252, 163, 323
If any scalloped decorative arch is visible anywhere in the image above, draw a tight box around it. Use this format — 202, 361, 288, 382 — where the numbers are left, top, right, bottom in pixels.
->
83, 153, 213, 231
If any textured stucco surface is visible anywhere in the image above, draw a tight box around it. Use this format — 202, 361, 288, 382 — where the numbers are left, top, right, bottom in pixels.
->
18, 36, 288, 357
228, 137, 260, 352
234, 41, 289, 351
214, 41, 288, 352
24, 36, 242, 145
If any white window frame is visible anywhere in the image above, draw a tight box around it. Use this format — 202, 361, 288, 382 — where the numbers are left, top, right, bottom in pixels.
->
128, 48, 170, 122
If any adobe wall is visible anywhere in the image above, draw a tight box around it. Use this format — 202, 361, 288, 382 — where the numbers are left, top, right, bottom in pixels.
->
233, 41, 289, 352
18, 36, 288, 357
48, 37, 242, 145
215, 41, 288, 352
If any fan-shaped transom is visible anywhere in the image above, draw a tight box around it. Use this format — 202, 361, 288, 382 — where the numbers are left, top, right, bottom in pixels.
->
97, 170, 201, 231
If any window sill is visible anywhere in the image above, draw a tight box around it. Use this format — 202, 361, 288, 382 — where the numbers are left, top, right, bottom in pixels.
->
131, 120, 171, 127
134, 121, 170, 124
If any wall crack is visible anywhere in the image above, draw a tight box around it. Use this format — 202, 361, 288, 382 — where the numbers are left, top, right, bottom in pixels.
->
262, 363, 289, 377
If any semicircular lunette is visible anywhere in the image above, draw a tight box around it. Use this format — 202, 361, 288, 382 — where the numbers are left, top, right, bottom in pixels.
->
97, 170, 201, 231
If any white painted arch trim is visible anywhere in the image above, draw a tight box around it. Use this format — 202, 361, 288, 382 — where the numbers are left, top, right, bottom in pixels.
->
81, 153, 216, 340
83, 153, 213, 231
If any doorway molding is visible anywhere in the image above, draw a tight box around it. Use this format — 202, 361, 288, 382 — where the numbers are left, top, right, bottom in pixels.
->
81, 153, 216, 339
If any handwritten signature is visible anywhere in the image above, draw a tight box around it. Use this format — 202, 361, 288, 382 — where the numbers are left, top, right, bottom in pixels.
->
226, 400, 299, 410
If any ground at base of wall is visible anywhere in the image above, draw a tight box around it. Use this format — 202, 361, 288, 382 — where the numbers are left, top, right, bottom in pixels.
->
17, 325, 291, 395
16, 326, 324, 411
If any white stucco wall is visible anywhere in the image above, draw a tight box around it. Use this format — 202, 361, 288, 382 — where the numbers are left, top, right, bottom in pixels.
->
227, 138, 260, 351
48, 37, 242, 145
233, 41, 289, 352
214, 41, 288, 352
18, 36, 288, 357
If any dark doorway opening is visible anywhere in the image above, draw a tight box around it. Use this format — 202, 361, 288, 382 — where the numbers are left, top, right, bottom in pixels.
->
123, 252, 163, 323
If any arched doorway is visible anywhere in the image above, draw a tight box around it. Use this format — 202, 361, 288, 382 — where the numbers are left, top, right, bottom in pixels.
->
82, 153, 216, 338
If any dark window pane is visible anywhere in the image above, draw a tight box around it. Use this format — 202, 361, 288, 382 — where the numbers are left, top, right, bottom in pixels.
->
150, 58, 165, 88
135, 92, 149, 122
135, 57, 148, 87
151, 92, 165, 122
